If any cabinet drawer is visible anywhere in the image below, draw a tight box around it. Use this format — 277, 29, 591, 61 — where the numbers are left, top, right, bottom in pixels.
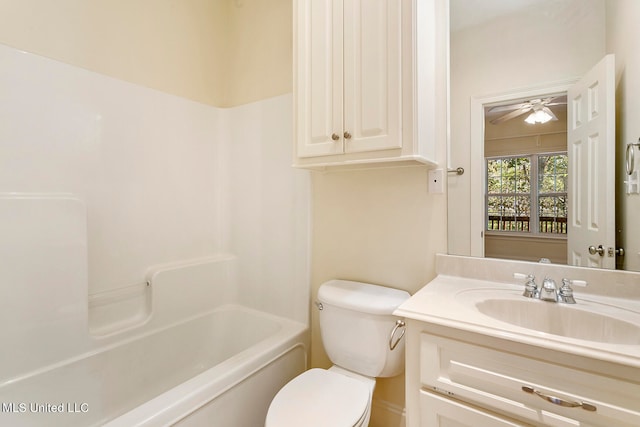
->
420, 333, 640, 427
420, 390, 531, 426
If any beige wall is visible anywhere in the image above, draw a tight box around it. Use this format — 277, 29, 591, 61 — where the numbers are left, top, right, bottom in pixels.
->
226, 0, 292, 106
0, 0, 292, 107
485, 235, 567, 264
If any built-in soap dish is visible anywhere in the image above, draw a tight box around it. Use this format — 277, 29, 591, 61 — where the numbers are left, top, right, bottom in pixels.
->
89, 280, 151, 337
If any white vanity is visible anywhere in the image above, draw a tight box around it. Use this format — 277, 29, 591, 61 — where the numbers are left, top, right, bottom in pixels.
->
395, 255, 640, 427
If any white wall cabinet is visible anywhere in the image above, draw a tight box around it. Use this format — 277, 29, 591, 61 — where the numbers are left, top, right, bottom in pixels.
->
405, 321, 640, 427
293, 0, 444, 169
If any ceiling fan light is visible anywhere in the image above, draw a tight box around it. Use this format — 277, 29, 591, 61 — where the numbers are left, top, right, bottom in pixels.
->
525, 109, 553, 124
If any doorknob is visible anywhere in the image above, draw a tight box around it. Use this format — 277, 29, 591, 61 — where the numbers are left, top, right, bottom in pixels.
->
588, 245, 605, 256
343, 131, 352, 139
331, 133, 340, 141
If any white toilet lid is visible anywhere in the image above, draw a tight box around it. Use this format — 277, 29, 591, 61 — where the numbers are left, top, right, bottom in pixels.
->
266, 368, 370, 427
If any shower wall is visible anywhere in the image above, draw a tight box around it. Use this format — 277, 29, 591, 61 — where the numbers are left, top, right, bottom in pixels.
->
1, 42, 223, 295
225, 97, 310, 322
0, 42, 309, 330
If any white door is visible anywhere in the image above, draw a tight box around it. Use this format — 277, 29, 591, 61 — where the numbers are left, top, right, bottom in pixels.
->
342, 0, 402, 153
567, 54, 616, 269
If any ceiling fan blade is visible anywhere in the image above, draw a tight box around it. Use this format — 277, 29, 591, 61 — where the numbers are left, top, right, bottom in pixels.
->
545, 102, 567, 107
490, 106, 532, 124
543, 95, 567, 106
488, 103, 530, 113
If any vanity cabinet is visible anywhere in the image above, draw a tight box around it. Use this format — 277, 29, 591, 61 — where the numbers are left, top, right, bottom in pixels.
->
293, 0, 443, 169
420, 391, 529, 426
405, 321, 640, 427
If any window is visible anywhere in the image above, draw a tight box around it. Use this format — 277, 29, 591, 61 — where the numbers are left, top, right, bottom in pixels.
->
486, 153, 567, 235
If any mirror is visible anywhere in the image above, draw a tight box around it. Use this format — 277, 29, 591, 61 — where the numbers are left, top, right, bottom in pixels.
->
447, 0, 640, 272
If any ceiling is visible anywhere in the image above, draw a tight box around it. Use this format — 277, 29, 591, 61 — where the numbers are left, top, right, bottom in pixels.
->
450, 0, 540, 33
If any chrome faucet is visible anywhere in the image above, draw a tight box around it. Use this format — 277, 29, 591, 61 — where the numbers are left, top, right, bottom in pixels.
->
539, 277, 558, 302
515, 273, 586, 304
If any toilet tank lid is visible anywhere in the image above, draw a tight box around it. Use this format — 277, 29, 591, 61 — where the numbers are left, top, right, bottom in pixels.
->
318, 280, 410, 315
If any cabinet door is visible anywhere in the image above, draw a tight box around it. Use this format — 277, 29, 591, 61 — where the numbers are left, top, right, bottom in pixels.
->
420, 391, 531, 427
295, 0, 344, 157
343, 0, 402, 153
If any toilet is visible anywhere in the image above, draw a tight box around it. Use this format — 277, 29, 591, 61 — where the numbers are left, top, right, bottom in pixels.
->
265, 280, 410, 427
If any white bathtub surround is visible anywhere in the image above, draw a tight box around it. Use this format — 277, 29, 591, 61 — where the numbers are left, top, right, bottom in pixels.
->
0, 194, 88, 380
90, 254, 240, 337
225, 96, 311, 322
0, 42, 309, 323
1, 304, 307, 427
0, 44, 224, 295
0, 42, 310, 426
109, 308, 307, 427
1, 255, 308, 427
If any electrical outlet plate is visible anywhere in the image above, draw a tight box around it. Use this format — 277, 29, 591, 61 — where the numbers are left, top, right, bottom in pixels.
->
428, 169, 444, 193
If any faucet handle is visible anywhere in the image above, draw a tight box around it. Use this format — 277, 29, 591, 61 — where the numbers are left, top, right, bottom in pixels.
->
558, 279, 588, 304
562, 279, 587, 288
514, 273, 537, 298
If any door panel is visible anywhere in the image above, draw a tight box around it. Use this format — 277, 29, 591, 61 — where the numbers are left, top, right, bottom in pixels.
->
295, 0, 343, 157
567, 54, 616, 269
420, 391, 531, 427
343, 0, 401, 153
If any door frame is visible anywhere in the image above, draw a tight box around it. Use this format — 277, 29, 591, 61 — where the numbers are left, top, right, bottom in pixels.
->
469, 79, 578, 257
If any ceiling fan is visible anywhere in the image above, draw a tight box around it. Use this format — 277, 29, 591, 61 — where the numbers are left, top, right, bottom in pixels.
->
488, 96, 567, 125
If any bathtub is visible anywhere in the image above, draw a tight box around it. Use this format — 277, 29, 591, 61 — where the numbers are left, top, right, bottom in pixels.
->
0, 304, 308, 427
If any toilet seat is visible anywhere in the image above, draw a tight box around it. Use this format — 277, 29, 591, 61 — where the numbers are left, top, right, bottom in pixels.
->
265, 368, 371, 427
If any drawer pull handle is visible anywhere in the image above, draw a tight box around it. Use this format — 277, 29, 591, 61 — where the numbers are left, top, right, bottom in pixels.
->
522, 386, 597, 412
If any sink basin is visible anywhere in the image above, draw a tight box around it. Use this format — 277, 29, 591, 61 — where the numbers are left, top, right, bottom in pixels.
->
476, 298, 640, 345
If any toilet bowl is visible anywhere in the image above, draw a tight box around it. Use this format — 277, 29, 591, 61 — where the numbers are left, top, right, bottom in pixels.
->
265, 280, 410, 427
265, 367, 375, 427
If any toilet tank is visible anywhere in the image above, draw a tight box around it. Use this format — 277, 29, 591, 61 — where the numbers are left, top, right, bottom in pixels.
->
317, 280, 411, 378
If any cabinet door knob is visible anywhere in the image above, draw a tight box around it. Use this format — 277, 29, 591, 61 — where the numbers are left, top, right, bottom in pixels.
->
344, 131, 352, 140
331, 133, 340, 141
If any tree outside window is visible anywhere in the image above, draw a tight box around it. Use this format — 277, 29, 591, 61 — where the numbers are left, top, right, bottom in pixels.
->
486, 153, 567, 235
538, 154, 568, 233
